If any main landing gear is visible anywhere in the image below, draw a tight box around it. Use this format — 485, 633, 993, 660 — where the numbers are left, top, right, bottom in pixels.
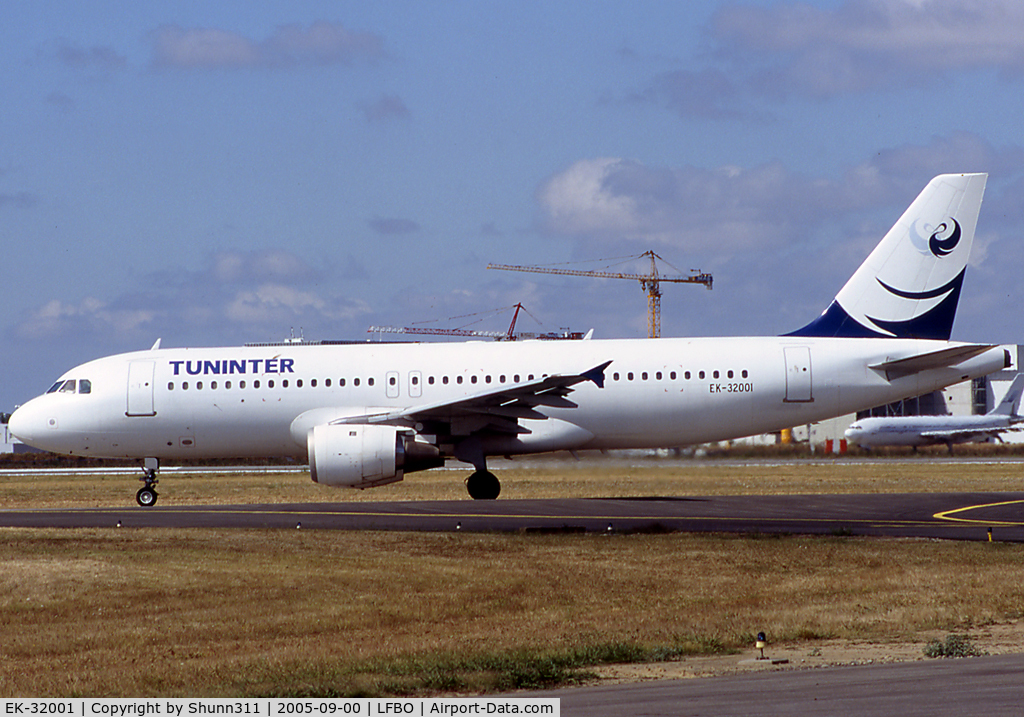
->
456, 437, 501, 500
465, 470, 501, 500
136, 457, 159, 507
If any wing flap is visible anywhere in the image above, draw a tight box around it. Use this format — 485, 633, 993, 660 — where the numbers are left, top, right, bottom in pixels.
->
330, 361, 611, 437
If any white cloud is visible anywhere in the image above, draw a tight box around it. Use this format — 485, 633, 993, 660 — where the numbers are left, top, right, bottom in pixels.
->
14, 297, 155, 341
226, 284, 371, 324
9, 248, 371, 346
151, 22, 385, 70
360, 94, 411, 123
711, 0, 1024, 97
537, 134, 1024, 255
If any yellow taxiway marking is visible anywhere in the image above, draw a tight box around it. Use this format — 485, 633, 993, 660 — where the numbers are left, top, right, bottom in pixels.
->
5, 505, 960, 529
934, 499, 1024, 526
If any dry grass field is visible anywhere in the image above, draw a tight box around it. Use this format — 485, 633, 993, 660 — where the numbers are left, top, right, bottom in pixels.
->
2, 457, 1024, 697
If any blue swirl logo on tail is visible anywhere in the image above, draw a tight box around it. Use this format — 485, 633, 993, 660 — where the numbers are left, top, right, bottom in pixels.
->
929, 219, 961, 257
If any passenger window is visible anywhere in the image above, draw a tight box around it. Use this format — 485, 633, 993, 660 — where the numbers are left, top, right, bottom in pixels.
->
197, 382, 203, 390
428, 376, 435, 385
627, 372, 634, 381
471, 376, 478, 384
311, 379, 317, 387
389, 377, 397, 386
457, 376, 463, 384
412, 376, 419, 385
340, 378, 346, 387
354, 378, 360, 387
240, 380, 247, 389
514, 374, 520, 383
183, 382, 189, 390
168, 383, 174, 391
283, 380, 289, 388
684, 371, 690, 379
655, 372, 662, 380
210, 381, 217, 390
727, 370, 734, 379
713, 370, 719, 379
485, 375, 491, 384
613, 372, 620, 381
699, 371, 705, 379
268, 380, 274, 388
225, 381, 231, 389
443, 376, 449, 385
253, 380, 260, 389
642, 372, 648, 381
325, 379, 331, 387
670, 371, 677, 380
742, 370, 749, 378
296, 379, 303, 388
368, 378, 375, 386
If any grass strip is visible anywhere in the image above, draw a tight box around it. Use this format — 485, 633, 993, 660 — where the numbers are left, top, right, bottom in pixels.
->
237, 637, 737, 697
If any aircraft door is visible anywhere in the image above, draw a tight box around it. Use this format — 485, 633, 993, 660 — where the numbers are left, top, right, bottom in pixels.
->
386, 371, 400, 399
409, 371, 422, 398
126, 361, 157, 416
783, 346, 813, 402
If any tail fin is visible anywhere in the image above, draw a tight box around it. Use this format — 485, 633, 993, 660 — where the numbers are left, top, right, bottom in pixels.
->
787, 173, 987, 340
988, 375, 1024, 417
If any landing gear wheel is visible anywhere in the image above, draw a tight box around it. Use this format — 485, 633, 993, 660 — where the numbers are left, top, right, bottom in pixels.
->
136, 486, 158, 507
466, 470, 501, 500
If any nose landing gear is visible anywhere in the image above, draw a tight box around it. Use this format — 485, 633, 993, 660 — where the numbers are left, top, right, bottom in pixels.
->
136, 457, 159, 507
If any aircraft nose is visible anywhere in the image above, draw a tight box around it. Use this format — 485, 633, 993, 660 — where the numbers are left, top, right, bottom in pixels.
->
7, 400, 53, 447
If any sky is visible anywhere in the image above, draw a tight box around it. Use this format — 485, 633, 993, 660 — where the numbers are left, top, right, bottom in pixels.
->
4, 0, 1024, 410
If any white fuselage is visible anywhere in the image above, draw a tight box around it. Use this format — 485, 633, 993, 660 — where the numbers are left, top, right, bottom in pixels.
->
9, 336, 1006, 464
844, 414, 1016, 448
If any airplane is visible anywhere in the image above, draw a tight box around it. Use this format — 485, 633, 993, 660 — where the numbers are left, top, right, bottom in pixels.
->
845, 374, 1024, 451
8, 173, 1009, 506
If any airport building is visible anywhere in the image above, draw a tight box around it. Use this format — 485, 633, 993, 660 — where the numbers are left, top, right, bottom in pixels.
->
1, 414, 29, 454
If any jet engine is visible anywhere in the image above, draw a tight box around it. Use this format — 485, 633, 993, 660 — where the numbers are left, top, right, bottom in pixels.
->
307, 424, 443, 488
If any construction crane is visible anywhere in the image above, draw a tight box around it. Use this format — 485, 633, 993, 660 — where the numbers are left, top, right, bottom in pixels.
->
368, 303, 585, 341
487, 251, 713, 338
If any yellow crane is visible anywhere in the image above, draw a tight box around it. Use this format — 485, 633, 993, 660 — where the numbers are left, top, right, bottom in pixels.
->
487, 251, 712, 339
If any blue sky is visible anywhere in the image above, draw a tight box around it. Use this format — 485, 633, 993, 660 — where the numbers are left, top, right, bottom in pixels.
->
4, 0, 1024, 409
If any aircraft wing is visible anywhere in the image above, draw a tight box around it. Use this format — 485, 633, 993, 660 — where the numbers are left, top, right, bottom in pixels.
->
330, 361, 612, 435
919, 426, 1023, 443
870, 344, 1000, 380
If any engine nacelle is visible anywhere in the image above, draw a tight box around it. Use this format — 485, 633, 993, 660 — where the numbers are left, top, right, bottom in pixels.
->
307, 424, 442, 488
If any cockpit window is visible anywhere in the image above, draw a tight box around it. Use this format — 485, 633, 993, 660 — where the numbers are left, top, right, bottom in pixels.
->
46, 379, 88, 394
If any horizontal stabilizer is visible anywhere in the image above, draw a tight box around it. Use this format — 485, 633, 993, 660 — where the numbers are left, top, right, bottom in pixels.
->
870, 344, 997, 380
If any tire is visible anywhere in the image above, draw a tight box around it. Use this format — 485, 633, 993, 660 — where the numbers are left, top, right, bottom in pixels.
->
136, 487, 158, 507
466, 470, 501, 500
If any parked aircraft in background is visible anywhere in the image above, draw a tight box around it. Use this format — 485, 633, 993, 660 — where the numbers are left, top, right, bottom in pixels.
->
9, 173, 1007, 506
845, 375, 1024, 451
